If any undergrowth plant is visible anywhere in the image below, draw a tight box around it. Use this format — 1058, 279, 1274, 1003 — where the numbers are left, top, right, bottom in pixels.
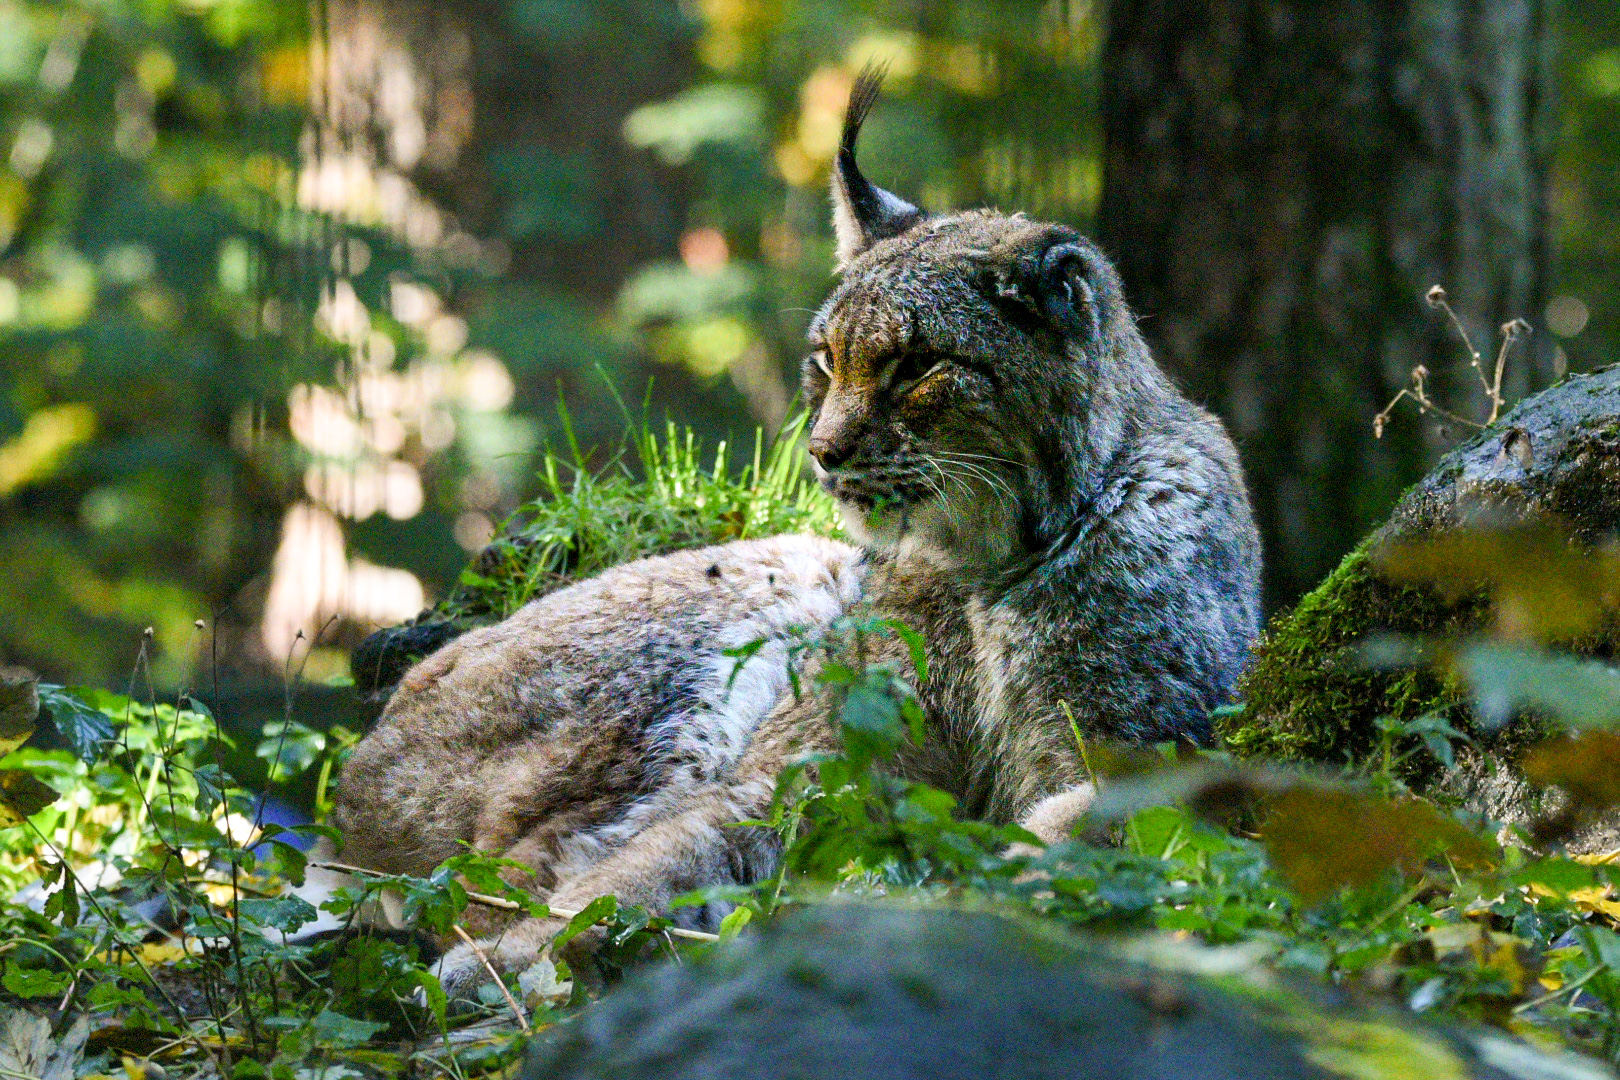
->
7, 420, 1620, 1074
445, 406, 841, 621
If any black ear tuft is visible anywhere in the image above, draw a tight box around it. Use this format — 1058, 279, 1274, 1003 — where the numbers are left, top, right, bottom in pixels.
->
831, 63, 926, 266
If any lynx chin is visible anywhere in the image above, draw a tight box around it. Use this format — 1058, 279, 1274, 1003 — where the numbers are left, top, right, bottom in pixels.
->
322, 67, 1261, 998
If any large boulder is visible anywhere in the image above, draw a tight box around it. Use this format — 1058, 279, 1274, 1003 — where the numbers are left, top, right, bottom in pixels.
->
522, 903, 1611, 1080
1220, 364, 1620, 768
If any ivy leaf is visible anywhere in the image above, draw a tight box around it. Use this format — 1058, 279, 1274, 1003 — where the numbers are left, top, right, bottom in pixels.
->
0, 668, 39, 758
0, 770, 58, 830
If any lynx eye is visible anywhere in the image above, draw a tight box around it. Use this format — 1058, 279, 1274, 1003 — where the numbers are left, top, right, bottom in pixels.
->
810, 351, 833, 378
888, 350, 944, 392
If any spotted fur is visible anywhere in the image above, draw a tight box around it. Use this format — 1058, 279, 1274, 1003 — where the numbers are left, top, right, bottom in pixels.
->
327, 69, 1261, 996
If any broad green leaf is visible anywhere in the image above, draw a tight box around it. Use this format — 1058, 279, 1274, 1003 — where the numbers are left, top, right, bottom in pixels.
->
307, 1009, 389, 1049
1, 966, 71, 999
37, 684, 115, 762
552, 894, 616, 953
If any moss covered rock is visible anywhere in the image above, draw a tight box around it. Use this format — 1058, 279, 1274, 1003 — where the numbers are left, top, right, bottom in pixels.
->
523, 903, 1612, 1080
1221, 364, 1620, 766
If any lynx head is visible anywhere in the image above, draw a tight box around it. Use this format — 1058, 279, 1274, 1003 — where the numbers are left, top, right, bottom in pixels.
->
805, 67, 1170, 571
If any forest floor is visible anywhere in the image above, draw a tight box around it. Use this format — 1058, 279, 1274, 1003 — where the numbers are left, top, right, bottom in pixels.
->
6, 418, 1620, 1079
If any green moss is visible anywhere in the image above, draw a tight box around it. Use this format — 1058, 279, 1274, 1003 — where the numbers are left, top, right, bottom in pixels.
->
1218, 539, 1486, 765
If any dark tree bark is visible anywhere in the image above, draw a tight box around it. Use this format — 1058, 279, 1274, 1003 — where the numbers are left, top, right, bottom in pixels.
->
1098, 0, 1558, 609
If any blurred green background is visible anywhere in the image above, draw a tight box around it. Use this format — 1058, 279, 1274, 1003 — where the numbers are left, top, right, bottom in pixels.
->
0, 0, 1614, 707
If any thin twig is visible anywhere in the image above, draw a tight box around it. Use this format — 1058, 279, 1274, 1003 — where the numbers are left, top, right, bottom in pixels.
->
1514, 962, 1609, 1015
450, 924, 530, 1034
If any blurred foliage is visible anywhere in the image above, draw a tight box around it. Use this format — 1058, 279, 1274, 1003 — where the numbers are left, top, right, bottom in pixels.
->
1552, 0, 1620, 377
0, 0, 312, 686
2, 0, 1615, 698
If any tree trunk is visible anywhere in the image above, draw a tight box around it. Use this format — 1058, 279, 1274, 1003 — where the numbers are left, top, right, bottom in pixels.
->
1098, 0, 1558, 609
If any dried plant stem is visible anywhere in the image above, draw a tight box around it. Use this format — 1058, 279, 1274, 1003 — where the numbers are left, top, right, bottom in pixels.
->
450, 924, 530, 1034
1372, 367, 1483, 439
1429, 293, 1497, 411
1373, 287, 1532, 438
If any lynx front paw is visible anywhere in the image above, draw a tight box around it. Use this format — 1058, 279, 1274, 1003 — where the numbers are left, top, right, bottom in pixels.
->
429, 942, 494, 1005
426, 916, 578, 1005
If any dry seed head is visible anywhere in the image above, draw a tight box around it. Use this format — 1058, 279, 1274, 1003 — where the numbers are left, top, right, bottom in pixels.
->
1501, 318, 1531, 339
1426, 285, 1447, 307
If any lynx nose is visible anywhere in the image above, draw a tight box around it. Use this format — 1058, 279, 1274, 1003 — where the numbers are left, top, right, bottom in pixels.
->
808, 434, 856, 469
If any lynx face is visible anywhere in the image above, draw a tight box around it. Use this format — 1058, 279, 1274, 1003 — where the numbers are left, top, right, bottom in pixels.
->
800, 70, 1153, 571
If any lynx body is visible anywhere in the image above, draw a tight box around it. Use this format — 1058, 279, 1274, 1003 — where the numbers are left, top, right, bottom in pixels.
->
329, 70, 1262, 995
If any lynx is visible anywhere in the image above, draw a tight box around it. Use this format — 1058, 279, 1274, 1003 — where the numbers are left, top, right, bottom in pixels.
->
326, 69, 1262, 996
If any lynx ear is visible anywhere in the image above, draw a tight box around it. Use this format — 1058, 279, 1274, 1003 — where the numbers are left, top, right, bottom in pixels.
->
831, 65, 925, 267
1030, 239, 1103, 344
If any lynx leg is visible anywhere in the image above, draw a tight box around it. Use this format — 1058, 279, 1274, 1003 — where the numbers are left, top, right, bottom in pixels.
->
433, 688, 839, 996
1002, 782, 1097, 859
431, 777, 781, 998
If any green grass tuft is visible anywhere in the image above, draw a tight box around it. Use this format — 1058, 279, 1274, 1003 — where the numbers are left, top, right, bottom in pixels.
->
443, 408, 841, 622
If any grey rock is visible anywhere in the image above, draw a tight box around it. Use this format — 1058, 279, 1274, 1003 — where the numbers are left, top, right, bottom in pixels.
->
523, 904, 1609, 1080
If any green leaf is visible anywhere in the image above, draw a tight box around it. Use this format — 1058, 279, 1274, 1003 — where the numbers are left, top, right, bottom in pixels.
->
412, 969, 449, 1027
717, 905, 752, 942
37, 684, 115, 762
2, 965, 71, 999
1512, 857, 1598, 893
238, 895, 319, 933
552, 894, 616, 953
308, 1009, 389, 1048
883, 619, 929, 682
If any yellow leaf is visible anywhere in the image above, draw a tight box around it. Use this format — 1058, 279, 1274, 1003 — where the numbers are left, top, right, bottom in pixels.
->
136, 942, 194, 965
92, 940, 200, 966
0, 768, 57, 828
1263, 789, 1494, 903
0, 667, 38, 758
1524, 733, 1620, 808
1575, 849, 1620, 866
